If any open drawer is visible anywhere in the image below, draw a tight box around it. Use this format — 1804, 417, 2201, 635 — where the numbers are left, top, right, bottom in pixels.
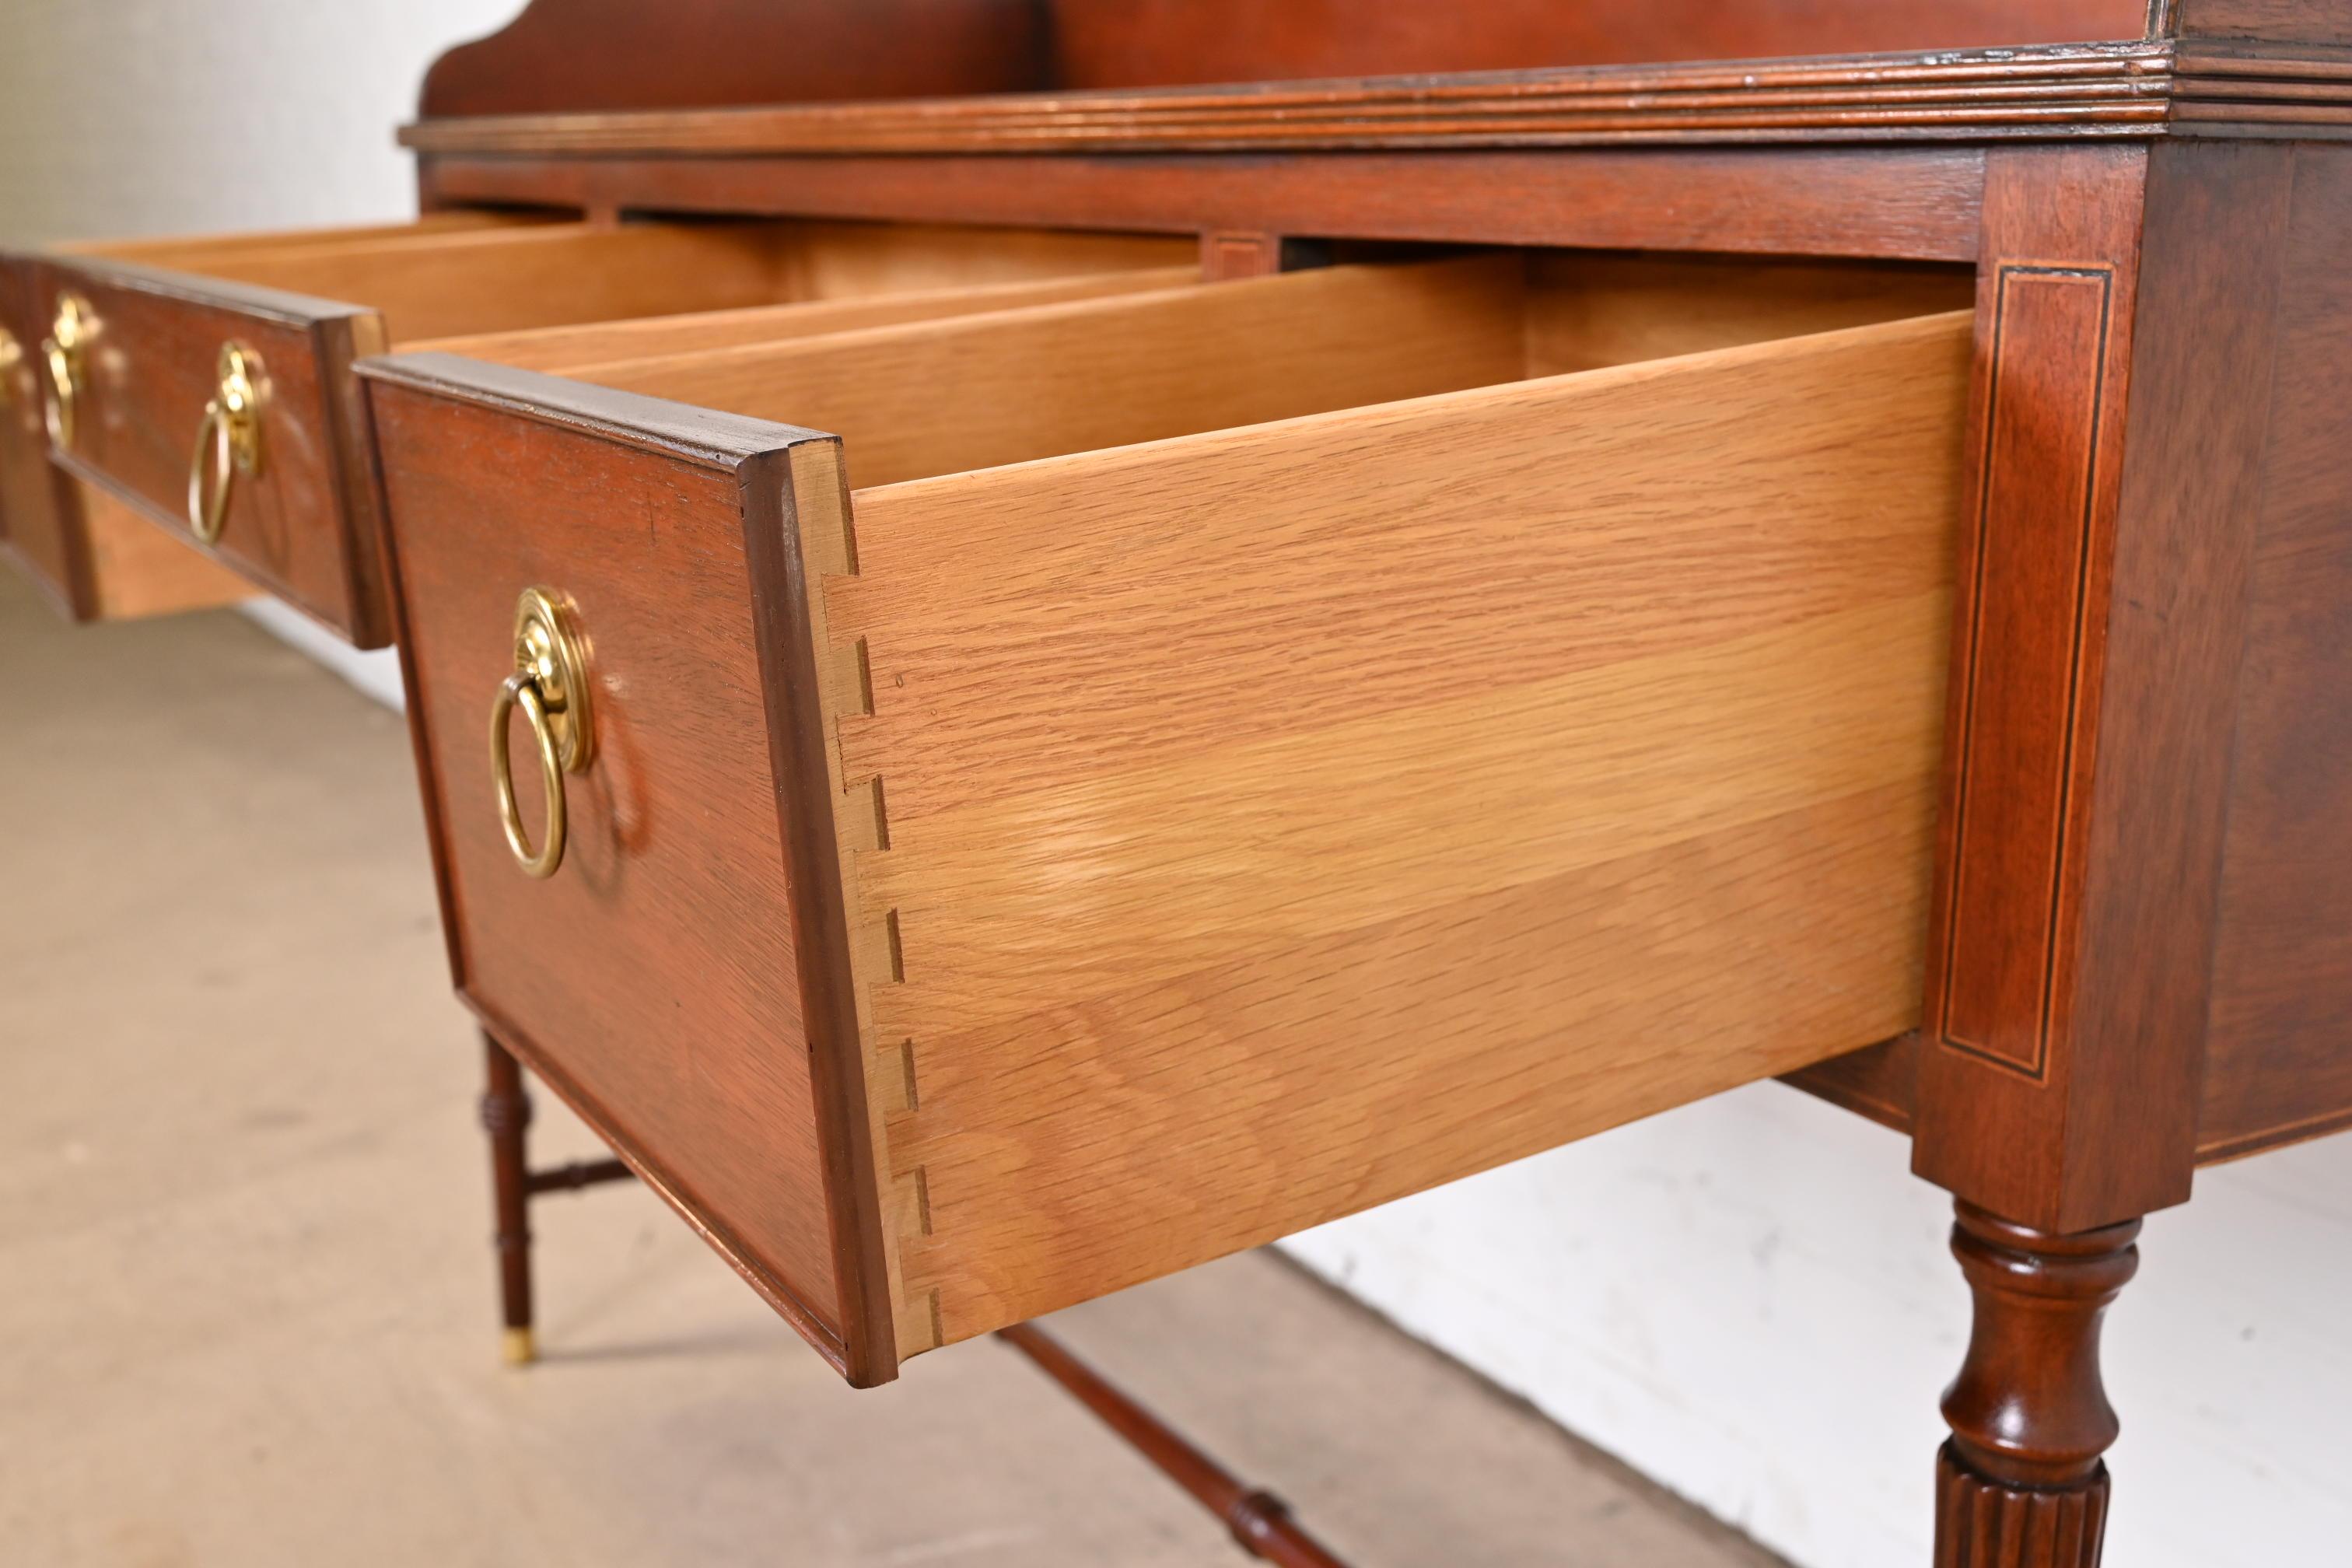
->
359, 254, 1973, 1384
0, 215, 1192, 639
3, 271, 230, 618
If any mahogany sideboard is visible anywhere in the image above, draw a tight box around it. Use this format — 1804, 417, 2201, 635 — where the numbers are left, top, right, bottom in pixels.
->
5, 2, 2350, 1563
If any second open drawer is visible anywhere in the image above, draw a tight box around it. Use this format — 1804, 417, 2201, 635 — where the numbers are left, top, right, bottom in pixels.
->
359, 254, 1972, 1384
0, 215, 1192, 640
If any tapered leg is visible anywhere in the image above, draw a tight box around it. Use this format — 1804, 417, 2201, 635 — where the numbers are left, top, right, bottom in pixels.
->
1934, 1202, 2140, 1568
480, 1032, 536, 1367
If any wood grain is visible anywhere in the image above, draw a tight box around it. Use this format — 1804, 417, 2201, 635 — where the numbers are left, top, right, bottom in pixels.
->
1523, 252, 1974, 375
1049, 0, 2143, 86
1935, 1203, 2141, 1567
412, 0, 2144, 122
403, 41, 2202, 158
566, 255, 1972, 492
2168, 0, 2352, 44
2198, 142, 2352, 1161
418, 146, 1991, 264
418, 0, 1053, 117
1914, 148, 2148, 1227
1916, 142, 2295, 1231
406, 32, 2352, 158
0, 463, 240, 625
54, 209, 556, 266
96, 219, 1190, 348
81, 487, 250, 619
415, 265, 1201, 374
173, 222, 810, 344
1783, 1036, 1920, 1134
434, 0, 2158, 111
571, 259, 1534, 488
814, 311, 1971, 1342
34, 218, 1191, 642
1930, 256, 2133, 1080
754, 221, 1194, 301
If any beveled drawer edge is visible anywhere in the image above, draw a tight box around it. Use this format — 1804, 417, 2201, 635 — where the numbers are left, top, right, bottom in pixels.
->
361, 351, 831, 471
774, 440, 937, 1359
358, 352, 901, 1383
741, 436, 905, 1383
37, 252, 380, 331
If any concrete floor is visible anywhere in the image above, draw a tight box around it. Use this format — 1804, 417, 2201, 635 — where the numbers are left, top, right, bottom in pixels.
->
0, 571, 1783, 1568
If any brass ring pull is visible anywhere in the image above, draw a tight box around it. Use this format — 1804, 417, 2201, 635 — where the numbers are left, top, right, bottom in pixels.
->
40, 293, 93, 450
490, 672, 568, 878
487, 587, 596, 880
42, 339, 75, 448
0, 327, 21, 415
187, 343, 266, 544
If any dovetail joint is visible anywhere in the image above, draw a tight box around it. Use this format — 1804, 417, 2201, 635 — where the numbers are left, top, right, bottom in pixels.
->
803, 450, 939, 1352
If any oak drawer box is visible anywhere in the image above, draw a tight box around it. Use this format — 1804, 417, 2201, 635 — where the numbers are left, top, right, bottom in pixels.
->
360, 255, 1972, 1384
0, 217, 1192, 639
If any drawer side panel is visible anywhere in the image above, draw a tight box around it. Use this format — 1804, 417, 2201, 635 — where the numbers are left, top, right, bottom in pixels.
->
821, 313, 1972, 1343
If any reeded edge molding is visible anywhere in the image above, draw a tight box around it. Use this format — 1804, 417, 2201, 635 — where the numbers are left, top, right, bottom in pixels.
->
398, 40, 2352, 156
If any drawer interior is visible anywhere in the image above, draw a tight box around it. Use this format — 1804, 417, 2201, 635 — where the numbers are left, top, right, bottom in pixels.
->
51, 208, 562, 268
70, 215, 1198, 345
408, 264, 1205, 373
371, 247, 1973, 1370
71, 482, 251, 620
12, 215, 1194, 634
0, 470, 250, 622
782, 257, 1973, 1348
536, 250, 1972, 488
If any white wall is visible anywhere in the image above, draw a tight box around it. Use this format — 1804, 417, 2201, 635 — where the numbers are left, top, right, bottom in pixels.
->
1283, 1091, 2352, 1567
5, 6, 2349, 1566
0, 0, 518, 243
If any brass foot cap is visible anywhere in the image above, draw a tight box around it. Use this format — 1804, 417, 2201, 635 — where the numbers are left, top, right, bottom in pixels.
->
502, 1327, 537, 1367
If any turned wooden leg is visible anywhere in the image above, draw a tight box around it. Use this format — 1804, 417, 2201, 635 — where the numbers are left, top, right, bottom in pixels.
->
480, 1033, 536, 1367
1935, 1201, 2141, 1568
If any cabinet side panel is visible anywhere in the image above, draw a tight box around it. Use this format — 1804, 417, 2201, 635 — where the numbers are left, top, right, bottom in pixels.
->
2200, 143, 2352, 1162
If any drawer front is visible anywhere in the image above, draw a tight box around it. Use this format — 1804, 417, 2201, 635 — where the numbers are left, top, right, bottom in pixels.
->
0, 252, 84, 614
366, 290, 1969, 1381
363, 366, 891, 1382
33, 258, 389, 642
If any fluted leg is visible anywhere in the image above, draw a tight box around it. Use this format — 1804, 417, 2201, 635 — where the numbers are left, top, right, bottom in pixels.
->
481, 1033, 536, 1367
1934, 1201, 2140, 1568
